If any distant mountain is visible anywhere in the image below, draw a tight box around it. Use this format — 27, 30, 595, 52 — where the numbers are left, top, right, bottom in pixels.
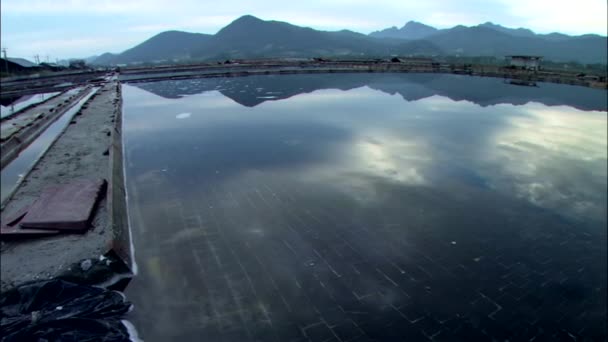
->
478, 22, 535, 38
425, 25, 606, 64
479, 22, 575, 41
92, 53, 117, 65
370, 21, 607, 63
197, 15, 442, 60
370, 21, 438, 40
93, 31, 212, 65
196, 15, 372, 59
84, 55, 99, 63
94, 15, 440, 65
92, 15, 607, 65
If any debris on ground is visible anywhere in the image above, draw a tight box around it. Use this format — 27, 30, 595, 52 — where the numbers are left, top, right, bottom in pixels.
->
0, 279, 140, 342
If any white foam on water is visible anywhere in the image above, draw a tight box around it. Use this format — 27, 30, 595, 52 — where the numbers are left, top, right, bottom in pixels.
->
176, 112, 191, 119
93, 270, 133, 289
120, 90, 139, 276
122, 320, 144, 342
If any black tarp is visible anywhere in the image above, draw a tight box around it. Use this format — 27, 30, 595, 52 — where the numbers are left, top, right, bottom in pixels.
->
1, 279, 135, 341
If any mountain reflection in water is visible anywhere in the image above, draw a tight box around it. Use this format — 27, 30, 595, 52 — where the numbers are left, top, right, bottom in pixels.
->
131, 73, 607, 111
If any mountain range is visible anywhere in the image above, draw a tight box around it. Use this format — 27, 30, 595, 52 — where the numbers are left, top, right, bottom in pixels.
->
132, 73, 607, 112
93, 15, 607, 66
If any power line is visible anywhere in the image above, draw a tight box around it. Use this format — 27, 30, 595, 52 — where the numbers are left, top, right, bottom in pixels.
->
2, 48, 8, 73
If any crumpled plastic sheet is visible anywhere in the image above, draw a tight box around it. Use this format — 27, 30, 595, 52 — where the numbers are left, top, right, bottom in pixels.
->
1, 279, 136, 341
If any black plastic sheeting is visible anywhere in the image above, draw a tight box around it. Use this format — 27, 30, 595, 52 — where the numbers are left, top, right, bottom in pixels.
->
1, 279, 135, 341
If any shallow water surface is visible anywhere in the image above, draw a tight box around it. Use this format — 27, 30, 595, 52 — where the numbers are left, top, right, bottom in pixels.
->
0, 91, 60, 118
122, 73, 607, 341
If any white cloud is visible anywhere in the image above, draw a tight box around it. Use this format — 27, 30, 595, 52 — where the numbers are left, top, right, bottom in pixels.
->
263, 12, 387, 31
499, 0, 608, 34
1, 0, 174, 14
484, 104, 607, 220
426, 12, 489, 28
123, 15, 238, 35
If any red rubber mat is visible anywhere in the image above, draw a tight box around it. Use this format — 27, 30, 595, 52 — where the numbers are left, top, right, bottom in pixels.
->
19, 178, 107, 232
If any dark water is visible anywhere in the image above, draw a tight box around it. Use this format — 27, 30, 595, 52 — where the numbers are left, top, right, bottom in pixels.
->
122, 73, 607, 342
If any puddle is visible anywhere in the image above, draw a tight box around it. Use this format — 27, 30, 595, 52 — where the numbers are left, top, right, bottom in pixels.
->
1, 91, 61, 118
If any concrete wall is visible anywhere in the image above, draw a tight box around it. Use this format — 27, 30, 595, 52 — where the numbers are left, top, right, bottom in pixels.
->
108, 81, 133, 271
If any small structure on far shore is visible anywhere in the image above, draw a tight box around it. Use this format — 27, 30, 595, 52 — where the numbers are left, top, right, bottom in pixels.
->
391, 56, 435, 64
0, 57, 41, 75
506, 55, 543, 71
69, 59, 87, 70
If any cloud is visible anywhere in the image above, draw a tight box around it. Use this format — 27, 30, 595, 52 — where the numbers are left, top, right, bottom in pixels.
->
1, 0, 606, 59
263, 12, 387, 31
1, 0, 174, 15
2, 34, 144, 58
500, 0, 608, 34
483, 104, 607, 221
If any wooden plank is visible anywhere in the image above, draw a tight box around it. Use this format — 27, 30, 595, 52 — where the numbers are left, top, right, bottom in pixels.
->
19, 178, 106, 232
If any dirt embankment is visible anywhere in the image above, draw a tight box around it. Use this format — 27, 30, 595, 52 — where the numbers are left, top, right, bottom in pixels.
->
0, 80, 131, 291
1, 87, 93, 169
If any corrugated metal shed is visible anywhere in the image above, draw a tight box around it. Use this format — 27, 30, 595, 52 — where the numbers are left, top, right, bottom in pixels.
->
6, 58, 37, 68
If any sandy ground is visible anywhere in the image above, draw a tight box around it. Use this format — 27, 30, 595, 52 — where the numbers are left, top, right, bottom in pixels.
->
0, 80, 126, 291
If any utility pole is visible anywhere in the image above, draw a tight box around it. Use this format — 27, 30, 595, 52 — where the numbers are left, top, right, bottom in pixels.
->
34, 54, 40, 64
1, 47, 8, 74
45, 55, 50, 63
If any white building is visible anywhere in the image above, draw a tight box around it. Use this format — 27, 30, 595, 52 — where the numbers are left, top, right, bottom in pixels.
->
506, 55, 543, 71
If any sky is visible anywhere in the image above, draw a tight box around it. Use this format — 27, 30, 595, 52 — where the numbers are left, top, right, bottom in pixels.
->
1, 0, 607, 60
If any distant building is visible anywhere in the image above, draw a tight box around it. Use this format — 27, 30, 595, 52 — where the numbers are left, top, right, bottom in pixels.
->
69, 59, 87, 69
391, 57, 434, 64
506, 55, 543, 71
1, 57, 40, 74
39, 62, 65, 72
